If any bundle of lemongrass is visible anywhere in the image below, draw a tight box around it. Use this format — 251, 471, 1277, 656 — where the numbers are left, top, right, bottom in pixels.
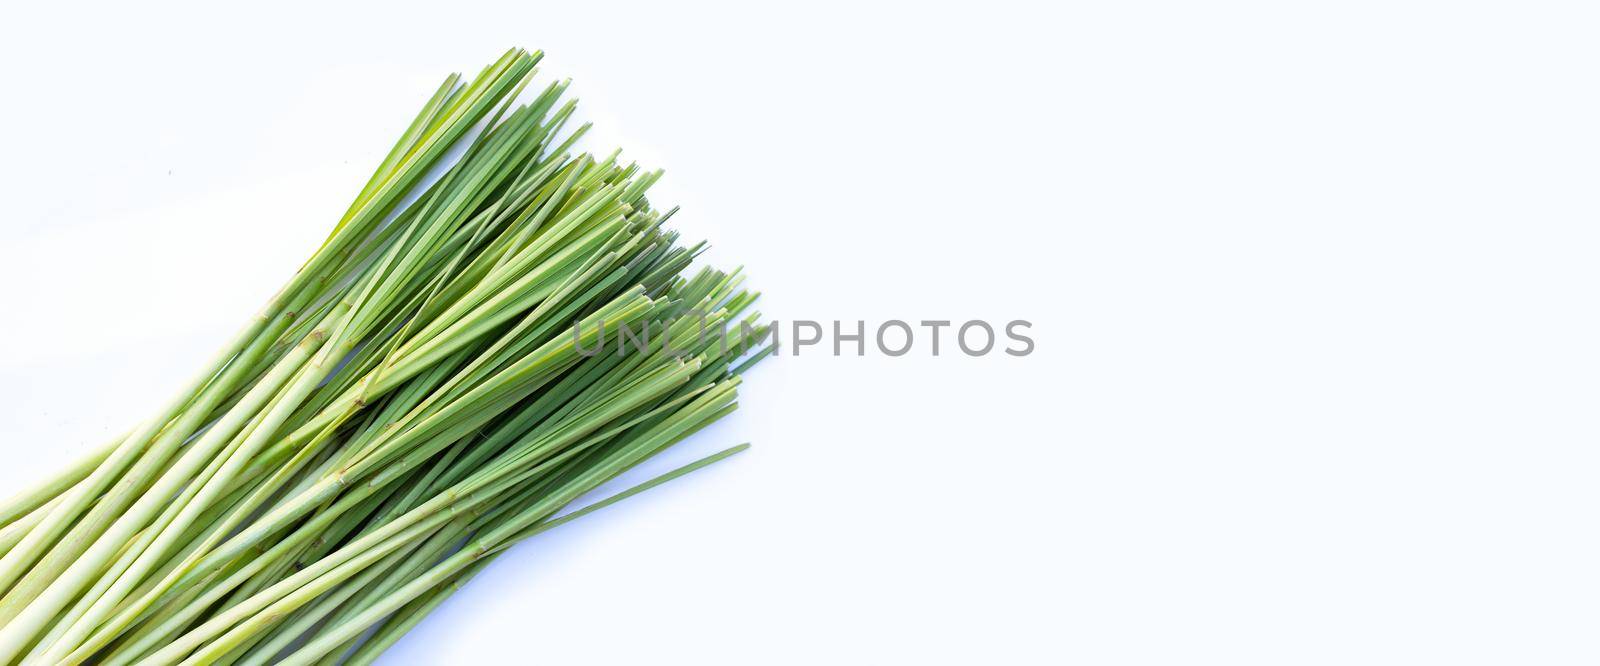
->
0, 48, 768, 665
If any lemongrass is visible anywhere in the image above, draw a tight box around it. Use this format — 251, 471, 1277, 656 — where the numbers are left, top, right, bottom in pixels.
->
0, 47, 767, 666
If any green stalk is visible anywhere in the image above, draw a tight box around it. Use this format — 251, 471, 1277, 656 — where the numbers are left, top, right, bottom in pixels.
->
0, 55, 514, 623
1, 49, 768, 666
162, 375, 737, 665
84, 483, 410, 666
0, 493, 69, 558
233, 522, 458, 666
280, 443, 751, 666
25, 410, 278, 659
340, 554, 492, 666
0, 437, 119, 531
29, 302, 364, 663
144, 361, 704, 663
0, 303, 350, 661
160, 293, 650, 599
0, 52, 496, 608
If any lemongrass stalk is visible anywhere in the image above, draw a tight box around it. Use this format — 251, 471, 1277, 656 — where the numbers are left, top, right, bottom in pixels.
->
234, 521, 460, 666
334, 73, 463, 236
93, 524, 317, 666
0, 437, 119, 530
146, 504, 456, 665
102, 426, 345, 626
165, 294, 651, 588
145, 362, 703, 663
61, 394, 376, 661
229, 540, 433, 666
0, 53, 520, 607
299, 522, 473, 666
100, 292, 742, 666
213, 464, 439, 617
32, 299, 368, 663
186, 51, 545, 425
303, 381, 718, 662
26, 405, 281, 658
315, 422, 716, 666
223, 168, 616, 470
67, 449, 428, 664
81, 482, 411, 666
283, 442, 752, 666
29, 363, 363, 662
0, 494, 67, 558
254, 209, 633, 468
50, 449, 281, 646
177, 455, 572, 666
225, 152, 590, 485
72, 345, 562, 664
0, 301, 352, 661
31, 115, 563, 654
0, 296, 331, 604
163, 373, 733, 666
7, 51, 765, 666
0, 393, 204, 604
0, 95, 448, 617
107, 459, 409, 663
85, 317, 693, 663
336, 560, 490, 666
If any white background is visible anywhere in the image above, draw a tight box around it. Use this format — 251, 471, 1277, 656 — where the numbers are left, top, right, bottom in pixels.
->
0, 1, 1597, 664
